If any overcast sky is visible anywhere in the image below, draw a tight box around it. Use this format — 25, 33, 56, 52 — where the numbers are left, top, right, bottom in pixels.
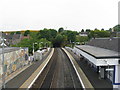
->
0, 0, 119, 31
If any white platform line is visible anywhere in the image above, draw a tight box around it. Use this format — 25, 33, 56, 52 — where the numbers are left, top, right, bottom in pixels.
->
62, 48, 86, 90
27, 48, 54, 90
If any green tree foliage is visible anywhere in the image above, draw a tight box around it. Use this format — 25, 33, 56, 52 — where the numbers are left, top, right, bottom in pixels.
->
109, 28, 112, 32
11, 24, 120, 55
76, 35, 89, 43
94, 28, 98, 30
13, 38, 51, 54
68, 31, 76, 42
13, 38, 34, 54
16, 31, 21, 34
61, 30, 77, 43
52, 34, 65, 47
113, 24, 120, 32
86, 29, 91, 32
38, 38, 51, 48
88, 30, 110, 38
38, 28, 57, 41
10, 32, 15, 35
30, 32, 38, 39
24, 30, 30, 36
58, 27, 64, 33
101, 28, 104, 31
12, 25, 117, 53
81, 29, 84, 32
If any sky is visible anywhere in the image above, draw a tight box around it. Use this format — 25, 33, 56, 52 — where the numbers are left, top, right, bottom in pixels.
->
0, 0, 119, 31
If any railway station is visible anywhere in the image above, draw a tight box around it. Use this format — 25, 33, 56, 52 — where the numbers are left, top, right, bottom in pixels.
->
68, 37, 120, 89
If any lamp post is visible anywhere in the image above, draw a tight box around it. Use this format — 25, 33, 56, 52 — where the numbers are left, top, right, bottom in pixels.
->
39, 42, 43, 50
33, 43, 34, 55
33, 43, 37, 55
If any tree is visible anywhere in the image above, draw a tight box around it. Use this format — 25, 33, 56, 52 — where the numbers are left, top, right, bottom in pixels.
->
68, 31, 76, 42
13, 38, 33, 54
52, 34, 64, 47
61, 30, 77, 43
109, 28, 112, 32
49, 29, 57, 39
81, 29, 84, 32
94, 28, 98, 30
86, 29, 91, 32
101, 28, 104, 31
10, 32, 15, 35
113, 24, 120, 32
38, 38, 51, 48
30, 32, 38, 39
88, 30, 110, 38
76, 35, 89, 43
38, 28, 57, 41
16, 31, 21, 34
24, 30, 30, 36
58, 27, 64, 33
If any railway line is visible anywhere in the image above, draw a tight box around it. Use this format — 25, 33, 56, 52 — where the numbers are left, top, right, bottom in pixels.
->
30, 48, 82, 89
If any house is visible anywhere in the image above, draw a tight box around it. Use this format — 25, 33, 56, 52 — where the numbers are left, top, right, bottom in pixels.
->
2, 33, 30, 46
2, 33, 22, 45
79, 32, 88, 36
21, 34, 30, 40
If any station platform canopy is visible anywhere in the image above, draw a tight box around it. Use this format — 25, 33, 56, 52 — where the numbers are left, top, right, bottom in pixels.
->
76, 45, 120, 59
75, 45, 120, 66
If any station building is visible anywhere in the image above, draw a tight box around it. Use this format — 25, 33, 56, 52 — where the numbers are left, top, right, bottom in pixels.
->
68, 37, 120, 89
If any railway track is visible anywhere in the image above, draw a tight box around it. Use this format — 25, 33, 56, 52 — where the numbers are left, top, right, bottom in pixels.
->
30, 48, 82, 89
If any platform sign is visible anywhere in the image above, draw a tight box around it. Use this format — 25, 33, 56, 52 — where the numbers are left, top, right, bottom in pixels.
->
105, 68, 114, 71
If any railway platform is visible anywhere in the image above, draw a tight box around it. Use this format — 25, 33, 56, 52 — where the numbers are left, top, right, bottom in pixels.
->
66, 48, 113, 89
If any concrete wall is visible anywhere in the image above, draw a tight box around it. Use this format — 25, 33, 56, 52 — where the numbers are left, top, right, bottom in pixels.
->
0, 48, 28, 76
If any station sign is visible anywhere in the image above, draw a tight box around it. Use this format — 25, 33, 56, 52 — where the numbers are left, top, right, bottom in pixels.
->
105, 68, 114, 71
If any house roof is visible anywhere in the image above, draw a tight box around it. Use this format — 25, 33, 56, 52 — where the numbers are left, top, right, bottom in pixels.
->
80, 32, 88, 34
3, 34, 21, 40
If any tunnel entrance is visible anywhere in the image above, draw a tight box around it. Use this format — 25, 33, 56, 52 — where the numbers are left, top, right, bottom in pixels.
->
52, 42, 61, 48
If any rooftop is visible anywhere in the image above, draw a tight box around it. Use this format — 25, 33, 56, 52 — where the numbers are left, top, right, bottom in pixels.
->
76, 45, 120, 59
87, 37, 120, 52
